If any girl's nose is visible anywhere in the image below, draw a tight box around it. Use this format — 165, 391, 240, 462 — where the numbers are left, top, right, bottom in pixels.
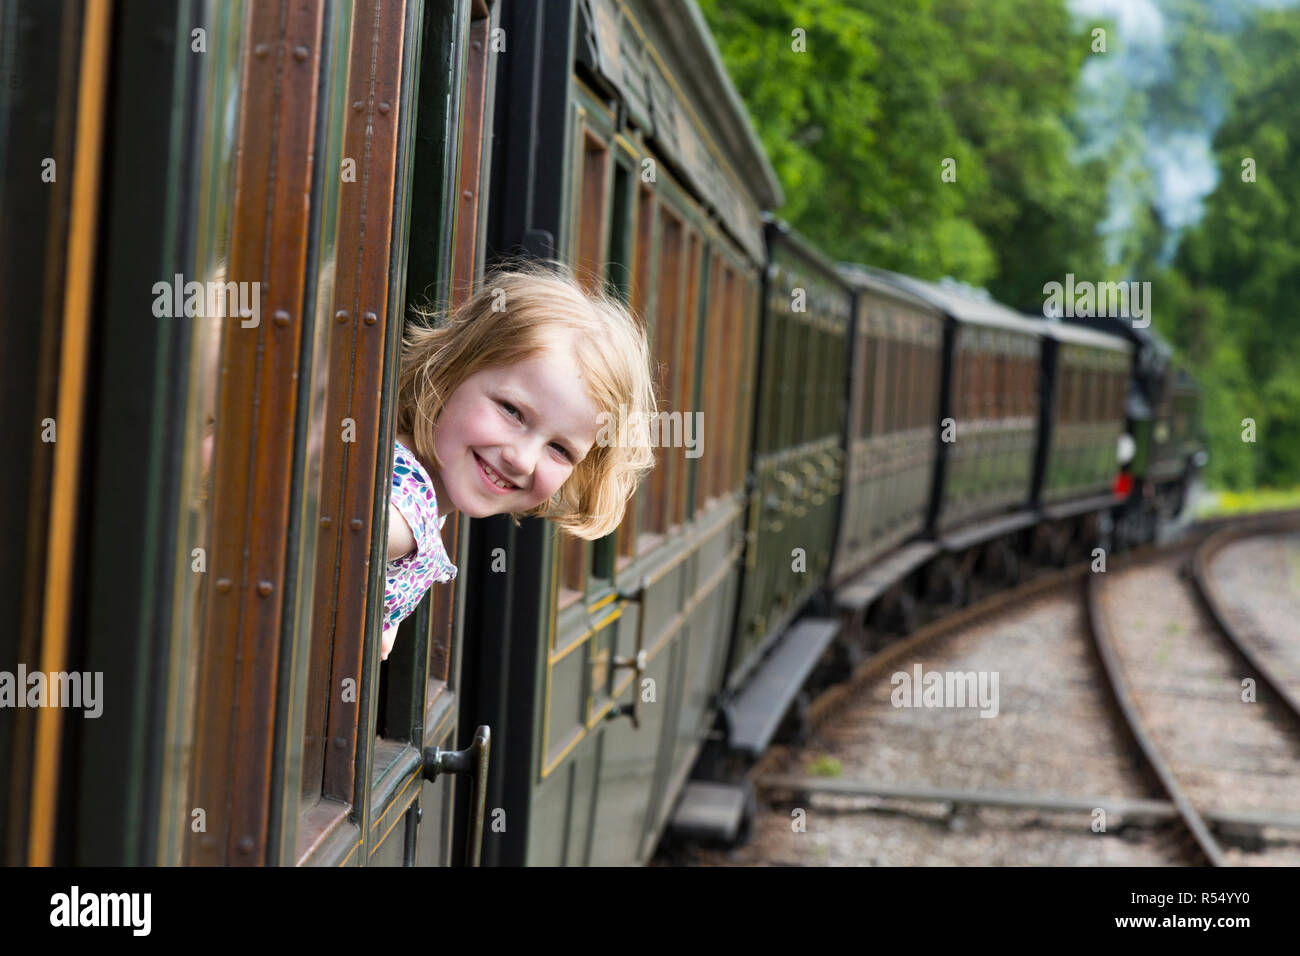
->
499, 444, 534, 484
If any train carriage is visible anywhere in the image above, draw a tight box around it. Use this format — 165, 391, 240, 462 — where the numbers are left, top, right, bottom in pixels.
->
1034, 321, 1132, 511
1, 0, 1213, 870
1057, 316, 1207, 543
938, 301, 1043, 539
830, 264, 945, 629
2, 0, 502, 866
1143, 368, 1206, 495
1, 0, 786, 870
726, 219, 850, 693
862, 273, 1044, 549
655, 217, 852, 848
468, 0, 779, 865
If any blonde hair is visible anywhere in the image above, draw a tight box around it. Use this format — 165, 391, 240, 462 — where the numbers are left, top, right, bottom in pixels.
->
396, 260, 658, 540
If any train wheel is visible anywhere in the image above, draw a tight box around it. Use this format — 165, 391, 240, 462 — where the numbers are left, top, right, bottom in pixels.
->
925, 557, 964, 608
734, 779, 758, 847
1001, 544, 1021, 586
1048, 525, 1071, 567
894, 591, 920, 635
937, 556, 967, 608
775, 690, 812, 748
984, 539, 1021, 586
830, 637, 865, 681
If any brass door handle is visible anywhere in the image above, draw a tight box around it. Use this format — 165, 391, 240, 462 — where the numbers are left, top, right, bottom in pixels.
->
609, 577, 651, 729
423, 724, 490, 867
608, 648, 649, 728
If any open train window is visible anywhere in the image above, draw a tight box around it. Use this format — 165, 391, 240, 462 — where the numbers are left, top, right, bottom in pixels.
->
555, 125, 610, 609
591, 151, 635, 578
159, 0, 446, 866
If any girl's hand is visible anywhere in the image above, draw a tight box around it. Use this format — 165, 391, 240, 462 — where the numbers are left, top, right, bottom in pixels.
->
381, 626, 397, 661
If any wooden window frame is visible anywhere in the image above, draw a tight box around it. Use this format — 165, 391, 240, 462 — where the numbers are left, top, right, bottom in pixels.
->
670, 229, 702, 530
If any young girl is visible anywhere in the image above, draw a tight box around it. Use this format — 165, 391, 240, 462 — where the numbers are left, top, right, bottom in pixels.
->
380, 261, 658, 660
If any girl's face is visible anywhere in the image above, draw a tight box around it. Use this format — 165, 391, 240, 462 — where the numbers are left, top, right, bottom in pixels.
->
429, 341, 601, 520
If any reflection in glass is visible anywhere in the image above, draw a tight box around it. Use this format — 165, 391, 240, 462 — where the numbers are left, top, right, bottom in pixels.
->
298, 2, 356, 820
158, 1, 245, 867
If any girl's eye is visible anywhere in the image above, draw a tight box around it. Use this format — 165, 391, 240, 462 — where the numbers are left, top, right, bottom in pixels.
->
500, 399, 571, 462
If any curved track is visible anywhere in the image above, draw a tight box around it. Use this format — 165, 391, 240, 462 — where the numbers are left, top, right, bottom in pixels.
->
689, 511, 1300, 866
1086, 511, 1300, 865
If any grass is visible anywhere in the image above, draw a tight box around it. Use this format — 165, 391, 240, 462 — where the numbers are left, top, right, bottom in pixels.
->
1194, 486, 1300, 518
808, 755, 843, 777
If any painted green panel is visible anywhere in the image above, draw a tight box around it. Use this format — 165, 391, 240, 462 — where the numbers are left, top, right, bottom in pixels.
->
369, 806, 410, 866
527, 766, 570, 866
416, 777, 449, 867
547, 645, 586, 760
566, 742, 597, 864
590, 643, 666, 864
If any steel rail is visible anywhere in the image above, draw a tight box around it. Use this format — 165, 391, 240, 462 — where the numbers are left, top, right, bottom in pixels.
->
1191, 512, 1300, 734
743, 510, 1300, 866
1084, 569, 1227, 866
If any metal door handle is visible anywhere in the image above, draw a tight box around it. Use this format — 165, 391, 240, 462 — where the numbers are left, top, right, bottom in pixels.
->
607, 648, 649, 728
609, 578, 651, 729
423, 724, 490, 866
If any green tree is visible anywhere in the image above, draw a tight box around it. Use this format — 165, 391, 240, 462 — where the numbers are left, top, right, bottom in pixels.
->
698, 0, 1115, 307
1167, 8, 1300, 488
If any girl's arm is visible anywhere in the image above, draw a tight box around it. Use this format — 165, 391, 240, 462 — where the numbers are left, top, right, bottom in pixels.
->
387, 503, 416, 561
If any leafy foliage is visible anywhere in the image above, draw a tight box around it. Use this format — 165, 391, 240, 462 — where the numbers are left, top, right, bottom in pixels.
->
699, 0, 1300, 489
698, 0, 1112, 307
1161, 8, 1300, 488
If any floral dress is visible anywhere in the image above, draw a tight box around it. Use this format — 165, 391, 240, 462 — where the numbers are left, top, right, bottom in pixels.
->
383, 438, 458, 640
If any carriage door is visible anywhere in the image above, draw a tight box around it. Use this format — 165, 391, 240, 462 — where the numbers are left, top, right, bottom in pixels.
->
298, 0, 499, 867
369, 0, 500, 868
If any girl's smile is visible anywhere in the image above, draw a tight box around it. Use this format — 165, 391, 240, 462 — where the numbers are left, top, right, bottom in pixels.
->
428, 338, 602, 520
475, 452, 519, 494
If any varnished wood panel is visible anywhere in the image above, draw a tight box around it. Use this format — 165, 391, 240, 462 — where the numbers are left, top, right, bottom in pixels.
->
188, 0, 324, 866
314, 0, 410, 804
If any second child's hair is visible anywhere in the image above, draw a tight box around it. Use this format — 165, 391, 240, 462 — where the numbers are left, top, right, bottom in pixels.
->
396, 260, 657, 540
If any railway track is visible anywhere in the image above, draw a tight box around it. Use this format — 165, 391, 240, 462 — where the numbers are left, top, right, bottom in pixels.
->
689, 510, 1300, 866
1087, 513, 1300, 865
